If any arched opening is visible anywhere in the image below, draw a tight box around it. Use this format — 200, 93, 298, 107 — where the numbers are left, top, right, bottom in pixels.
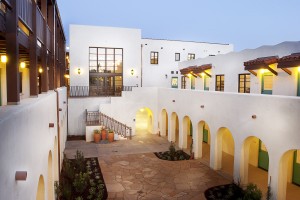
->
171, 112, 179, 147
182, 116, 192, 150
36, 175, 45, 200
278, 149, 300, 200
135, 107, 153, 135
241, 136, 269, 194
54, 137, 58, 182
47, 151, 54, 200
197, 121, 211, 162
161, 109, 168, 137
215, 127, 235, 177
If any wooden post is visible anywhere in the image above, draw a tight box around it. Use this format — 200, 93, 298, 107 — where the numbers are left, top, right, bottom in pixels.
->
6, 0, 20, 104
30, 0, 38, 96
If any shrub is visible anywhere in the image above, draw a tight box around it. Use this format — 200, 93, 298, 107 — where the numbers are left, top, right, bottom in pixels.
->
243, 183, 262, 200
63, 157, 75, 181
73, 172, 90, 194
74, 150, 86, 173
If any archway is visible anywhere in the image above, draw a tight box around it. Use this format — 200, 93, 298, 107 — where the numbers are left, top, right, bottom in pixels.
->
215, 127, 235, 176
171, 112, 179, 147
278, 149, 300, 200
54, 137, 59, 182
241, 136, 269, 194
48, 151, 54, 200
197, 121, 211, 162
161, 109, 168, 137
182, 116, 192, 150
36, 175, 45, 200
135, 107, 153, 135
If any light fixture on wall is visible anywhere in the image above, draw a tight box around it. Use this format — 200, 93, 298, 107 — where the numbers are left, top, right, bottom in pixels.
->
165, 74, 168, 79
201, 72, 205, 77
20, 62, 26, 69
38, 67, 43, 73
77, 68, 81, 75
252, 115, 257, 119
298, 66, 300, 72
131, 69, 134, 76
1, 55, 7, 63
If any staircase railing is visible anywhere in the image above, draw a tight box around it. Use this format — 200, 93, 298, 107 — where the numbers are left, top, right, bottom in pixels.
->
85, 110, 132, 139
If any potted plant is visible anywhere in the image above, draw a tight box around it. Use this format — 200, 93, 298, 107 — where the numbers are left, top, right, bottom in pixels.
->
108, 129, 114, 142
93, 129, 100, 143
101, 127, 107, 140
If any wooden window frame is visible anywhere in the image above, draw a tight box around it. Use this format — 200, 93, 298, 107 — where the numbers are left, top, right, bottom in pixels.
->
188, 53, 195, 60
238, 73, 250, 93
150, 51, 159, 64
215, 74, 224, 91
181, 76, 186, 89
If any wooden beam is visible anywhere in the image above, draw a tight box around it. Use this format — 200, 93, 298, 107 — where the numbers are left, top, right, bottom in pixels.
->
30, 0, 38, 96
281, 68, 292, 75
265, 65, 278, 76
203, 71, 212, 78
248, 70, 257, 76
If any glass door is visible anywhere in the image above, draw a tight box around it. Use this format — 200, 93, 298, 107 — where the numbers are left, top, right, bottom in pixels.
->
261, 72, 273, 95
204, 76, 209, 91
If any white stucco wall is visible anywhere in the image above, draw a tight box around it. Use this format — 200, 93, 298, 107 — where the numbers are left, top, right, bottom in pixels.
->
0, 87, 67, 200
69, 25, 142, 87
142, 39, 233, 88
179, 41, 300, 96
68, 97, 111, 135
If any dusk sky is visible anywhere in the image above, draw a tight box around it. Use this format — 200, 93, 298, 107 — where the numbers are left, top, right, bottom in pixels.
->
57, 0, 300, 51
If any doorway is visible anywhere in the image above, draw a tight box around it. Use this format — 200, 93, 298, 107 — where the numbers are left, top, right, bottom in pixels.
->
261, 72, 273, 95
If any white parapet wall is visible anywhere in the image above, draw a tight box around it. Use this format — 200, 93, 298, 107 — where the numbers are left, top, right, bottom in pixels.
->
0, 87, 67, 200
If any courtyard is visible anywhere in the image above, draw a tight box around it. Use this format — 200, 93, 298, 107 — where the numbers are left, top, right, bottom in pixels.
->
65, 132, 230, 200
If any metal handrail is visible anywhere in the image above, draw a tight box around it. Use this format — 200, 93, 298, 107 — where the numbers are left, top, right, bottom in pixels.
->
70, 85, 137, 97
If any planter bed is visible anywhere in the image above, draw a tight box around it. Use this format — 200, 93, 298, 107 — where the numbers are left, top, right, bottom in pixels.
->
55, 151, 108, 200
154, 150, 190, 161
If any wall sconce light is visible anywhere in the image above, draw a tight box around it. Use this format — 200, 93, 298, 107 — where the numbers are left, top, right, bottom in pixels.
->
200, 105, 205, 108
49, 123, 54, 128
77, 68, 81, 75
64, 74, 70, 79
165, 74, 168, 79
1, 55, 7, 63
131, 69, 134, 76
20, 62, 26, 69
298, 66, 300, 72
201, 72, 205, 77
59, 108, 62, 111
172, 100, 175, 102
252, 115, 257, 119
38, 68, 43, 73
15, 171, 27, 181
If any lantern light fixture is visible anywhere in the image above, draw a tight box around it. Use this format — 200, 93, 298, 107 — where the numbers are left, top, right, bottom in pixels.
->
1, 55, 7, 63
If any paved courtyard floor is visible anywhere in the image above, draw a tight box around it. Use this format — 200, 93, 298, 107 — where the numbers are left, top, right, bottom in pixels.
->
65, 132, 230, 200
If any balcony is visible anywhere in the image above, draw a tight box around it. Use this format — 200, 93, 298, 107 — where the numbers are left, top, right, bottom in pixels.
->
69, 86, 136, 97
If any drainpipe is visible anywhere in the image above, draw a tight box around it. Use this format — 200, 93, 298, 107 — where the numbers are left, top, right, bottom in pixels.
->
54, 89, 61, 177
141, 44, 143, 87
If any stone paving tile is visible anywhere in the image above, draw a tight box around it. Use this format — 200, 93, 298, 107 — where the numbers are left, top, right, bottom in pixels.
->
65, 133, 230, 199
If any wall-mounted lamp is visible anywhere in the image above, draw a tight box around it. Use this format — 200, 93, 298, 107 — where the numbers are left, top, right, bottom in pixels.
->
1, 55, 7, 63
201, 72, 205, 77
38, 67, 43, 73
298, 66, 300, 72
49, 123, 55, 128
77, 68, 81, 75
64, 74, 70, 79
20, 62, 26, 69
15, 171, 27, 181
252, 115, 257, 119
131, 69, 134, 76
172, 100, 175, 102
165, 74, 168, 79
200, 105, 205, 108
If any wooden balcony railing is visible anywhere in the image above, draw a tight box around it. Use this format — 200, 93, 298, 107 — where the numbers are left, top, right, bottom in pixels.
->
18, 0, 32, 29
85, 110, 132, 139
69, 86, 137, 97
36, 7, 44, 43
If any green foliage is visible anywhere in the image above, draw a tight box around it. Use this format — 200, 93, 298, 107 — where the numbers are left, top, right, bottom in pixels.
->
243, 183, 262, 200
62, 156, 75, 181
75, 196, 83, 200
169, 142, 176, 157
74, 150, 86, 173
94, 129, 100, 134
73, 172, 90, 194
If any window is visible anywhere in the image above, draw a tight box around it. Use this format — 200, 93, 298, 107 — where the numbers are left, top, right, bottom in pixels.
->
171, 77, 178, 88
188, 53, 195, 60
238, 74, 250, 93
89, 47, 123, 73
175, 53, 180, 61
216, 75, 224, 91
181, 76, 186, 89
150, 51, 158, 64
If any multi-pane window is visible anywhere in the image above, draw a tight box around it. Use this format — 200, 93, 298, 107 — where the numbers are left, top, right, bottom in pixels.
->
175, 53, 180, 61
150, 51, 159, 64
188, 53, 195, 60
89, 47, 123, 73
238, 74, 250, 93
215, 75, 224, 91
181, 76, 186, 89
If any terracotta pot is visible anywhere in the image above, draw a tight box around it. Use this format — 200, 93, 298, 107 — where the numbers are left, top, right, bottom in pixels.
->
101, 129, 107, 140
94, 133, 101, 143
108, 132, 114, 142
